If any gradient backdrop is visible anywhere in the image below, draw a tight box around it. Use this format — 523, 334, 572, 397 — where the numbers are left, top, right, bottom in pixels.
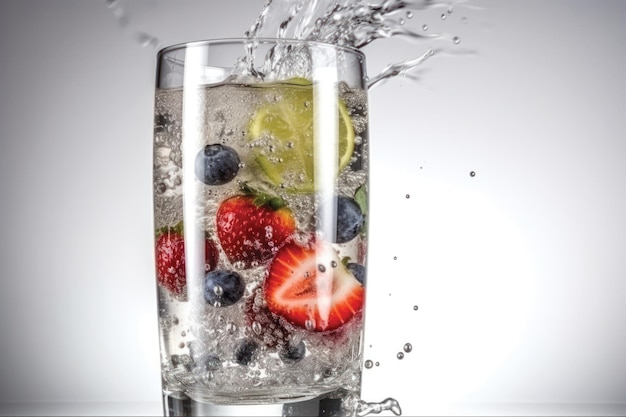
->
1, 0, 625, 415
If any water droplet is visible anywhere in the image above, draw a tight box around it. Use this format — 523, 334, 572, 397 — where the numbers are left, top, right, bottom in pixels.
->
470, 171, 476, 177
180, 331, 186, 337
403, 343, 413, 353
413, 305, 419, 311
213, 285, 223, 296
405, 194, 410, 199
406, 11, 413, 19
440, 13, 447, 20
397, 352, 404, 360
364, 360, 373, 369
375, 361, 380, 366
422, 24, 429, 31
453, 36, 461, 44
399, 18, 405, 25
393, 256, 397, 260
178, 342, 185, 349
318, 264, 326, 273
330, 260, 338, 268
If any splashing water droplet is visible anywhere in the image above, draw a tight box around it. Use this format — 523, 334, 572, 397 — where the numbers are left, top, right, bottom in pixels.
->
396, 352, 404, 360
357, 398, 402, 417
405, 194, 410, 199
364, 360, 373, 369
403, 343, 413, 353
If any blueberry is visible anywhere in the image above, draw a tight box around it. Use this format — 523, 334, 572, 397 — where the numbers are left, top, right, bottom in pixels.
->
194, 144, 240, 185
347, 262, 366, 286
335, 196, 364, 243
204, 269, 245, 307
234, 339, 259, 366
279, 340, 306, 363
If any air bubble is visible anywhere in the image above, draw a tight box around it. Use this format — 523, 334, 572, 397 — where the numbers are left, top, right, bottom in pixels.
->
470, 171, 476, 177
413, 305, 419, 311
318, 264, 326, 273
330, 260, 338, 268
406, 11, 413, 19
213, 285, 224, 296
405, 194, 410, 199
393, 256, 397, 260
397, 352, 404, 360
375, 361, 380, 366
422, 24, 429, 31
440, 13, 447, 20
364, 360, 374, 369
453, 36, 461, 44
403, 343, 413, 353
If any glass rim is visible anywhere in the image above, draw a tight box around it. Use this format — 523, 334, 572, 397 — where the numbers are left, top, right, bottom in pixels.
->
157, 37, 365, 60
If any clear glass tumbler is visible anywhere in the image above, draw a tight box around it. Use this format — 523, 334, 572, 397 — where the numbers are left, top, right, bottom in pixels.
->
153, 38, 369, 416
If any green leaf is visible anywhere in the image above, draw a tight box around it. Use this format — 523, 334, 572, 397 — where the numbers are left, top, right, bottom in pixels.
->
354, 184, 368, 216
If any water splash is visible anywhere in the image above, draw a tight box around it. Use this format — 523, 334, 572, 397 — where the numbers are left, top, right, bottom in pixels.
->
357, 397, 402, 416
245, 0, 470, 88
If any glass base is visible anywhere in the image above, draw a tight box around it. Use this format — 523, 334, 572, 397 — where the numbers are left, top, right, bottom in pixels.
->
163, 389, 356, 416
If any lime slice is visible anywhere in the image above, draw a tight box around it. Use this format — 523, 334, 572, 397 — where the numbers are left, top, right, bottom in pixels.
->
248, 79, 355, 193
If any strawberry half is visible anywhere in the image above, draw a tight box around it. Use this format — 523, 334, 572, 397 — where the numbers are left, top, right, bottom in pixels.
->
264, 240, 364, 332
216, 192, 296, 269
155, 222, 219, 298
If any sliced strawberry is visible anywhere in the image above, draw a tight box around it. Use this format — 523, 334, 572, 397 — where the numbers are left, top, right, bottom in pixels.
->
155, 222, 219, 298
216, 193, 296, 269
264, 240, 364, 332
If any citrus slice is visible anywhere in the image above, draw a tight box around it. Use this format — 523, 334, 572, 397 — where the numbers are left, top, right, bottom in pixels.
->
248, 78, 355, 193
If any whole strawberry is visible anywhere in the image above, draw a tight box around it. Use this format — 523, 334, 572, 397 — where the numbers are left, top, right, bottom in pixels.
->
155, 222, 219, 298
216, 188, 296, 269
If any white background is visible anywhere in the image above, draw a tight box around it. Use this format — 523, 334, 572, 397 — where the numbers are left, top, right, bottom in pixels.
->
0, 1, 625, 415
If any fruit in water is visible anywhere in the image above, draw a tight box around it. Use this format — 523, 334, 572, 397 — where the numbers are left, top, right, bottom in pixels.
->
203, 269, 245, 307
264, 240, 364, 332
248, 79, 355, 192
234, 339, 260, 366
216, 193, 296, 268
279, 340, 306, 363
245, 287, 292, 348
155, 223, 219, 297
335, 196, 364, 243
346, 262, 366, 286
194, 144, 241, 185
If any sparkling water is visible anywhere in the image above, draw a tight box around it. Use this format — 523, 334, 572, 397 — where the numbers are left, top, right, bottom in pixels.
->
154, 80, 369, 407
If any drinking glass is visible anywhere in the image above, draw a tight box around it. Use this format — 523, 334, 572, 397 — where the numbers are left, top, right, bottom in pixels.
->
153, 38, 369, 416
